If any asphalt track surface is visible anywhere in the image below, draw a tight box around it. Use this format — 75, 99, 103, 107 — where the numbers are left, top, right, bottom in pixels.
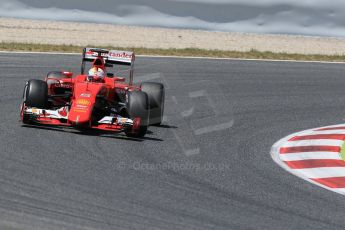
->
2, 53, 345, 230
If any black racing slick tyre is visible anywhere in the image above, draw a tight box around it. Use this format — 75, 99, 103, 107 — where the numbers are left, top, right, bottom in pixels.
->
125, 91, 149, 138
140, 82, 165, 125
24, 79, 48, 108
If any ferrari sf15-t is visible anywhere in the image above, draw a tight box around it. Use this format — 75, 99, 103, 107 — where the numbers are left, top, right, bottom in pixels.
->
20, 48, 165, 137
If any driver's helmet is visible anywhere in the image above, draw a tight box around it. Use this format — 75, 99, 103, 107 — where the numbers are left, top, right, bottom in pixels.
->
88, 67, 105, 81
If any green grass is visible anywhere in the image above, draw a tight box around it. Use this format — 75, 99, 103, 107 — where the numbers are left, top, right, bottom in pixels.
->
1, 42, 345, 62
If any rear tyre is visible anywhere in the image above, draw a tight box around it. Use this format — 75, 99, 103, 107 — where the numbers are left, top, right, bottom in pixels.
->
140, 82, 165, 125
125, 91, 149, 138
24, 79, 48, 108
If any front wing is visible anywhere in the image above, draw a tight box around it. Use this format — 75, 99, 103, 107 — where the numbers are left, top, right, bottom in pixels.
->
21, 106, 140, 133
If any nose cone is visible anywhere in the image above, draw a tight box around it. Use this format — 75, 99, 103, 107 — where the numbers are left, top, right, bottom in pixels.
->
68, 80, 105, 127
68, 98, 93, 126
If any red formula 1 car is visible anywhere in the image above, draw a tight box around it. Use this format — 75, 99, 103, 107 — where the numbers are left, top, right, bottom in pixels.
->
20, 48, 165, 137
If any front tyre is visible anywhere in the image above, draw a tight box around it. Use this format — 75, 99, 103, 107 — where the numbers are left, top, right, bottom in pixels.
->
24, 79, 48, 108
125, 91, 149, 138
20, 79, 48, 124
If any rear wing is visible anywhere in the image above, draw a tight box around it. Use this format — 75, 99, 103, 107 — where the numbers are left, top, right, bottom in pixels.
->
81, 48, 136, 85
108, 50, 134, 65
83, 48, 109, 62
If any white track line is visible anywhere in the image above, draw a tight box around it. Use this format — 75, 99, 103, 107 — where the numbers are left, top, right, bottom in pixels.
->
0, 51, 80, 55
333, 188, 345, 193
305, 130, 345, 135
293, 167, 345, 179
280, 139, 343, 147
279, 152, 341, 161
0, 50, 344, 64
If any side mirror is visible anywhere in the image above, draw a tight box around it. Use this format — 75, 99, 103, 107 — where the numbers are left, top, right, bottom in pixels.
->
62, 71, 73, 78
107, 73, 114, 78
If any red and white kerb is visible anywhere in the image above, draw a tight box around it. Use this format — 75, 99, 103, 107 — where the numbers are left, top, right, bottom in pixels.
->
271, 124, 345, 194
